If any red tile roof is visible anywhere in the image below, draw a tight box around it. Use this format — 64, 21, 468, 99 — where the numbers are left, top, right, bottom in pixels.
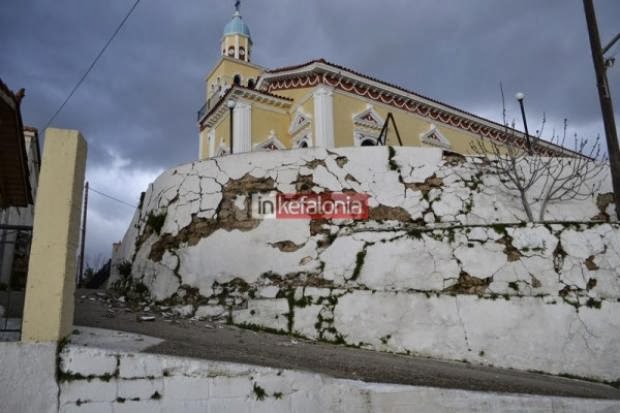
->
265, 59, 578, 156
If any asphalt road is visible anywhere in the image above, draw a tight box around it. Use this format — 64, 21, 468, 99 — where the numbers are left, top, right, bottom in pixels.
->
73, 289, 620, 400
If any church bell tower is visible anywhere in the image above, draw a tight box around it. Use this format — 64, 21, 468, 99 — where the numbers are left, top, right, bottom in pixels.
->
221, 1, 253, 62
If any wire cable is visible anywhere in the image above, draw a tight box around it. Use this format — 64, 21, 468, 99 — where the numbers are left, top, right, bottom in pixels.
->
44, 0, 141, 128
88, 186, 137, 208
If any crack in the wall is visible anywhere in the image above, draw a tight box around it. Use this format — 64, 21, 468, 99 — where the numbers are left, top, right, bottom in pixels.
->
454, 296, 471, 352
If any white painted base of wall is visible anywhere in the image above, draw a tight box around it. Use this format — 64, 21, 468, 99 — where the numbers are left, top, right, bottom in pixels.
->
0, 342, 58, 413
57, 343, 620, 413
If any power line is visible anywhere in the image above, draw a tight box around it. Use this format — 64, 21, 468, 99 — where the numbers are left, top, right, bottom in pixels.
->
88, 186, 137, 208
44, 0, 141, 129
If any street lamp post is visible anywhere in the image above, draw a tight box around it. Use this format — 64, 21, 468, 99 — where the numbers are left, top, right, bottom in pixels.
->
227, 99, 236, 154
515, 92, 533, 155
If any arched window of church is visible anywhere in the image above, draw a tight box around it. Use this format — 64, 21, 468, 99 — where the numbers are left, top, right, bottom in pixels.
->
233, 75, 241, 85
361, 138, 377, 146
298, 141, 309, 148
239, 47, 246, 59
247, 78, 255, 89
227, 46, 235, 57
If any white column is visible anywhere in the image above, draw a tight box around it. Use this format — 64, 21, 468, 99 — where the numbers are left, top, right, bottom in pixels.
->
233, 101, 252, 153
234, 35, 240, 59
313, 85, 335, 148
208, 130, 215, 157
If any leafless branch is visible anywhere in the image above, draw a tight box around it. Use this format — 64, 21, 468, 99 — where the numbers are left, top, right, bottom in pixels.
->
469, 100, 606, 222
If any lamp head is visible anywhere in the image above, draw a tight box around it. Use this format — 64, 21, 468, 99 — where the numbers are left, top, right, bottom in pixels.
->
226, 99, 236, 109
515, 92, 525, 102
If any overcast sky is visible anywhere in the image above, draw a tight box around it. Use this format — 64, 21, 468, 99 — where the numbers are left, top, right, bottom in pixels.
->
1, 0, 619, 266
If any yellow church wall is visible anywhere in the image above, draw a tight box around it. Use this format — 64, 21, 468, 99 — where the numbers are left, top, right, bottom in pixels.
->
300, 98, 314, 118
274, 88, 314, 107
205, 57, 262, 97
331, 90, 486, 153
251, 106, 291, 147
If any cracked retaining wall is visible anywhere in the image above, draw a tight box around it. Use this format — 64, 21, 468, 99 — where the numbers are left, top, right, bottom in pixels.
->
110, 147, 619, 381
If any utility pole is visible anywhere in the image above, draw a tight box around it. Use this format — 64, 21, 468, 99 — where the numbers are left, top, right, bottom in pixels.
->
583, 0, 620, 219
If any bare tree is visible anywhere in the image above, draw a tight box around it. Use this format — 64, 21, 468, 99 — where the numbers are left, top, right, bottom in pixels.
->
471, 115, 607, 222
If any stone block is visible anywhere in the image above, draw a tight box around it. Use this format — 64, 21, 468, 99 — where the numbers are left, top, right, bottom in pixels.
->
61, 346, 118, 377
60, 379, 118, 404
117, 378, 163, 400
119, 353, 164, 379
163, 376, 209, 400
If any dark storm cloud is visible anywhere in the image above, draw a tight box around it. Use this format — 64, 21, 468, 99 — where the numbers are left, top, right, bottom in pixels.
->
1, 0, 619, 261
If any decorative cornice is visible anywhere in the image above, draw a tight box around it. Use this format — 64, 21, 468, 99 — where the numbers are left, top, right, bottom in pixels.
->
258, 60, 576, 157
199, 86, 292, 130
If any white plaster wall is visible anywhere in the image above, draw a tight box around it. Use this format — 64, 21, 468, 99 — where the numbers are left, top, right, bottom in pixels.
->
0, 342, 58, 413
108, 147, 620, 381
333, 292, 620, 381
111, 147, 615, 292
57, 345, 620, 413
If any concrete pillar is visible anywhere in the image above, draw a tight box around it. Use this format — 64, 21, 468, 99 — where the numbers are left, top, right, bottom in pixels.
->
313, 85, 335, 148
22, 128, 87, 342
233, 101, 252, 153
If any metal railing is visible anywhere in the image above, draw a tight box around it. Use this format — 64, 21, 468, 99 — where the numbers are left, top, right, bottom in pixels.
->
197, 101, 208, 122
0, 225, 33, 341
197, 91, 230, 122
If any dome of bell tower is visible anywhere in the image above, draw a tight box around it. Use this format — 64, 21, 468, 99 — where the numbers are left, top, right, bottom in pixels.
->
221, 1, 253, 62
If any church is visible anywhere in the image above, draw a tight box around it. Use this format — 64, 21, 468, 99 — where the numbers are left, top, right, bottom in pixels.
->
197, 2, 564, 159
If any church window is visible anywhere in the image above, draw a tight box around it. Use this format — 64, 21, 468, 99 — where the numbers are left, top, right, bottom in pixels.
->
354, 130, 379, 147
233, 74, 241, 85
420, 124, 452, 149
239, 47, 246, 57
247, 78, 255, 89
254, 131, 286, 152
227, 46, 235, 57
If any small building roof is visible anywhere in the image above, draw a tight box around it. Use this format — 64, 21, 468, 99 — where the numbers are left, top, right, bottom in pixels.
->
0, 79, 32, 208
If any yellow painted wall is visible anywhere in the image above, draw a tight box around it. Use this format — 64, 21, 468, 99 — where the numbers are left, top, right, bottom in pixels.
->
199, 129, 207, 159
22, 128, 87, 342
274, 88, 316, 146
332, 91, 485, 153
221, 35, 250, 60
206, 57, 262, 98
251, 106, 290, 147
275, 88, 314, 106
